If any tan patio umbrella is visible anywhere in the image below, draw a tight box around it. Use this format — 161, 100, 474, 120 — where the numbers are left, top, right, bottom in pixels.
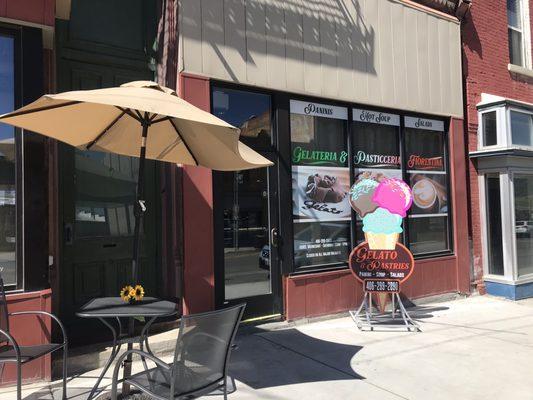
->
0, 81, 273, 395
0, 80, 272, 282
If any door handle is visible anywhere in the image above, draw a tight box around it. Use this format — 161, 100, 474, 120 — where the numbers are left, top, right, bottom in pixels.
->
270, 228, 279, 248
64, 223, 73, 245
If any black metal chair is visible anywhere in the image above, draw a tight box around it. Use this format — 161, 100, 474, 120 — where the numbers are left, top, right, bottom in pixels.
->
0, 277, 68, 400
111, 303, 246, 400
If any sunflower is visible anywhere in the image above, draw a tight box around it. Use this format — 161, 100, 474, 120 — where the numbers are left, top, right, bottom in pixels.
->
130, 284, 145, 301
120, 285, 133, 302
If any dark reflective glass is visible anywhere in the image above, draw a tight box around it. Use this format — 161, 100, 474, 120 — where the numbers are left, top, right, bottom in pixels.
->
486, 174, 504, 275
511, 110, 533, 146
212, 88, 272, 150
507, 0, 522, 28
482, 111, 497, 146
508, 28, 523, 66
514, 174, 533, 277
0, 35, 16, 286
407, 216, 449, 255
352, 122, 400, 169
74, 150, 138, 238
212, 88, 272, 300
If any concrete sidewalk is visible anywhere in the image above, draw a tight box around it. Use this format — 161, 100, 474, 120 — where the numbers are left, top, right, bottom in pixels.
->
2, 295, 533, 400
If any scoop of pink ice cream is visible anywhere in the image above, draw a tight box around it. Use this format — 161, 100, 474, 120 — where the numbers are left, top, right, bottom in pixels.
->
372, 178, 413, 217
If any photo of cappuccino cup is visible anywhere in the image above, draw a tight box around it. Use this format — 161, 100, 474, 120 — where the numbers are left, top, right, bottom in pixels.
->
412, 179, 437, 209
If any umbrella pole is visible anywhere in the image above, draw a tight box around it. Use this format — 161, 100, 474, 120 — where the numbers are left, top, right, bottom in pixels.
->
123, 116, 150, 396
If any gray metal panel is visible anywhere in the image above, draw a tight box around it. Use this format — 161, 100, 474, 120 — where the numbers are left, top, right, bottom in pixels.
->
179, 0, 463, 118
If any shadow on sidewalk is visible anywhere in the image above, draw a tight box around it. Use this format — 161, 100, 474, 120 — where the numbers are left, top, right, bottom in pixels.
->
229, 327, 363, 390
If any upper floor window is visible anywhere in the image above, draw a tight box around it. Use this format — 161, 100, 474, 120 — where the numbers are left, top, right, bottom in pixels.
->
510, 110, 533, 146
477, 102, 533, 150
507, 0, 531, 68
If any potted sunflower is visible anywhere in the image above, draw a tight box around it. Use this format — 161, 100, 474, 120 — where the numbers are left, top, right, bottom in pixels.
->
120, 284, 145, 304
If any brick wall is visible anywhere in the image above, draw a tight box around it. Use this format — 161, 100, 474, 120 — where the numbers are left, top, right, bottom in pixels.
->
462, 0, 533, 283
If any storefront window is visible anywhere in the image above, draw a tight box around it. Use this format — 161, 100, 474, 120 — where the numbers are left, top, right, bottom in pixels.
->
352, 109, 401, 244
485, 174, 504, 275
0, 34, 17, 286
510, 110, 533, 147
290, 100, 350, 271
351, 112, 451, 256
404, 116, 450, 255
514, 174, 533, 277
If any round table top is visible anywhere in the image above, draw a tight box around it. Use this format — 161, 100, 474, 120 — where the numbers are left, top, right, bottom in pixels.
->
76, 297, 178, 318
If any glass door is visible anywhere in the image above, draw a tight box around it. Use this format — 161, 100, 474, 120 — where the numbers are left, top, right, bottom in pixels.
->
212, 86, 281, 319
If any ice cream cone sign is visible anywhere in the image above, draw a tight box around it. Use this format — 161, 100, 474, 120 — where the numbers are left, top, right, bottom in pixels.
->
348, 177, 415, 306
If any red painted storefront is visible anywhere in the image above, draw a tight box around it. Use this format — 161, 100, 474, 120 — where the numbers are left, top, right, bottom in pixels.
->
0, 0, 474, 389
0, 0, 55, 386
178, 72, 471, 321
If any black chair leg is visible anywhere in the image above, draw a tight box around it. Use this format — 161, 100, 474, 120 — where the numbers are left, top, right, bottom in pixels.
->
62, 345, 68, 399
223, 377, 228, 400
16, 362, 22, 400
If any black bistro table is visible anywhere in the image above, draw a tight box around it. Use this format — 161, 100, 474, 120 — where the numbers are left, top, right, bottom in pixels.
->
76, 297, 177, 400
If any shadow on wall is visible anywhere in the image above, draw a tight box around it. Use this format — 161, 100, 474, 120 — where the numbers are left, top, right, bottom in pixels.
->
183, 0, 376, 81
460, 10, 482, 77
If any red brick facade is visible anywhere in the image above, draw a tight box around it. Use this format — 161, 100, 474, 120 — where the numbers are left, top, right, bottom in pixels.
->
462, 0, 533, 285
1, 1, 56, 386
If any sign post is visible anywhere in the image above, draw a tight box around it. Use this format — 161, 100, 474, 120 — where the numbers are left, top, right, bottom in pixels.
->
348, 241, 419, 331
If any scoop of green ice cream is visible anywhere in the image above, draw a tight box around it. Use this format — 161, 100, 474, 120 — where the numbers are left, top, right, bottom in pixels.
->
349, 179, 379, 217
362, 207, 403, 234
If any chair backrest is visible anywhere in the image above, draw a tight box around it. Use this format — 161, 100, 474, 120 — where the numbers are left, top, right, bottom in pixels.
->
0, 276, 9, 335
171, 303, 245, 396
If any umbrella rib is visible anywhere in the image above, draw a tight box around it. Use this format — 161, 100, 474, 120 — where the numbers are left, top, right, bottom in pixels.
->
86, 110, 127, 150
168, 119, 199, 166
117, 107, 143, 123
0, 100, 81, 120
134, 110, 144, 122
151, 116, 171, 124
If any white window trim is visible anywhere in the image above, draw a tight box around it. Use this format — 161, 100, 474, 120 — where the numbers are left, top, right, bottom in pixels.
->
480, 169, 533, 284
477, 105, 533, 150
477, 107, 508, 150
509, 0, 532, 69
507, 107, 533, 148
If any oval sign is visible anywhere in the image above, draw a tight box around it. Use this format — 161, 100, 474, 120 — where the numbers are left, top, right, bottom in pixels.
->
349, 241, 415, 284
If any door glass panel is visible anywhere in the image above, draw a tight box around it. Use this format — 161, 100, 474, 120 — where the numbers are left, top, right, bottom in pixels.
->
486, 174, 504, 275
514, 174, 533, 276
222, 168, 271, 300
0, 34, 16, 286
212, 87, 273, 300
74, 150, 138, 238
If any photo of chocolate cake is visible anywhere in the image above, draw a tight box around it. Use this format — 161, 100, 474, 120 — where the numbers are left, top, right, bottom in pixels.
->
292, 166, 351, 221
305, 174, 346, 203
